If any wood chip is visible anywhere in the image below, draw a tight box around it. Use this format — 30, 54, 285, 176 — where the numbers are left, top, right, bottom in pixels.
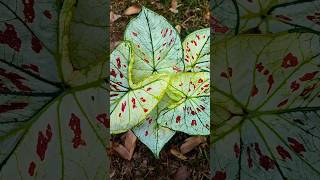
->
175, 25, 181, 34
170, 148, 188, 160
110, 11, 121, 23
180, 136, 206, 154
124, 5, 141, 16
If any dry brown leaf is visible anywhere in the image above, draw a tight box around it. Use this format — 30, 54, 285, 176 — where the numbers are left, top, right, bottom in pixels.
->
110, 11, 121, 23
175, 25, 181, 34
112, 131, 137, 160
124, 5, 141, 16
169, 0, 178, 14
174, 166, 190, 180
204, 11, 210, 21
180, 136, 206, 154
124, 130, 137, 157
170, 148, 188, 160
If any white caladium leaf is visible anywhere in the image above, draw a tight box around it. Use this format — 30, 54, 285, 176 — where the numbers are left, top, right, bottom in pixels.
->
158, 72, 210, 135
124, 7, 183, 83
211, 33, 320, 179
110, 42, 170, 134
133, 106, 175, 158
0, 0, 108, 178
183, 28, 210, 72
212, 0, 320, 34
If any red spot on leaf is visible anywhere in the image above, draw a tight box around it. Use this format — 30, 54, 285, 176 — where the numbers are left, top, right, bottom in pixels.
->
0, 68, 32, 91
28, 161, 36, 176
234, 143, 240, 158
144, 59, 149, 63
22, 0, 35, 23
277, 99, 288, 108
69, 113, 86, 149
212, 171, 226, 180
191, 120, 197, 126
43, 10, 52, 19
0, 102, 28, 113
288, 137, 306, 156
146, 87, 152, 91
110, 69, 117, 78
191, 40, 197, 46
145, 131, 148, 136
299, 71, 318, 81
282, 52, 298, 68
31, 36, 42, 53
290, 81, 300, 92
263, 69, 269, 75
140, 97, 146, 102
132, 32, 138, 36
121, 101, 126, 112
254, 143, 262, 156
255, 62, 264, 72
176, 116, 181, 123
300, 83, 317, 96
143, 108, 148, 113
96, 113, 109, 128
267, 75, 274, 94
276, 15, 292, 21
22, 64, 39, 73
131, 98, 136, 109
116, 57, 121, 68
198, 78, 203, 83
259, 155, 275, 171
251, 85, 258, 97
276, 145, 291, 160
196, 34, 200, 40
0, 23, 21, 52
36, 124, 52, 161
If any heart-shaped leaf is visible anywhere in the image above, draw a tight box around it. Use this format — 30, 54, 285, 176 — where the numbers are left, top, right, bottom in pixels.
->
211, 32, 320, 179
158, 72, 210, 135
0, 0, 108, 178
212, 0, 320, 34
133, 105, 175, 158
110, 42, 170, 134
124, 7, 183, 83
183, 28, 210, 72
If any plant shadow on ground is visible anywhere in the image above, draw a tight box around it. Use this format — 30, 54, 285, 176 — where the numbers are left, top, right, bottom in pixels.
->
110, 0, 210, 179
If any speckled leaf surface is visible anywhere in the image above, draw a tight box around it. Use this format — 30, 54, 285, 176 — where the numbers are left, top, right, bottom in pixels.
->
212, 0, 320, 35
183, 28, 210, 72
158, 72, 210, 135
110, 42, 169, 134
211, 33, 320, 179
124, 7, 183, 84
0, 0, 108, 178
133, 105, 175, 158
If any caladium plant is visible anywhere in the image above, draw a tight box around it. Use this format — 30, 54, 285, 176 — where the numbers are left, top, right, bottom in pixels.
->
110, 7, 210, 157
0, 0, 108, 179
212, 0, 320, 179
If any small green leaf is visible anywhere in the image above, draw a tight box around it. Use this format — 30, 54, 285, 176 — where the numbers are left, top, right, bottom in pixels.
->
158, 72, 210, 135
183, 28, 210, 72
124, 7, 184, 83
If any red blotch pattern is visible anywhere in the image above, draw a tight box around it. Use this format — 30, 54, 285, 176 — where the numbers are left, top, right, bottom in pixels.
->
282, 52, 298, 68
43, 10, 52, 19
288, 137, 306, 156
31, 36, 42, 53
28, 161, 36, 176
0, 68, 32, 91
276, 145, 291, 160
212, 171, 226, 180
22, 0, 35, 23
69, 113, 86, 149
0, 102, 28, 113
36, 124, 52, 161
96, 113, 109, 128
0, 23, 21, 52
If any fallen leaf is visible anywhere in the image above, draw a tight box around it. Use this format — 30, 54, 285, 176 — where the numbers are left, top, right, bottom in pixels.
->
180, 136, 206, 154
110, 11, 121, 23
204, 11, 210, 21
174, 166, 190, 180
175, 25, 181, 34
169, 0, 178, 14
112, 131, 137, 160
170, 148, 188, 160
124, 5, 141, 16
